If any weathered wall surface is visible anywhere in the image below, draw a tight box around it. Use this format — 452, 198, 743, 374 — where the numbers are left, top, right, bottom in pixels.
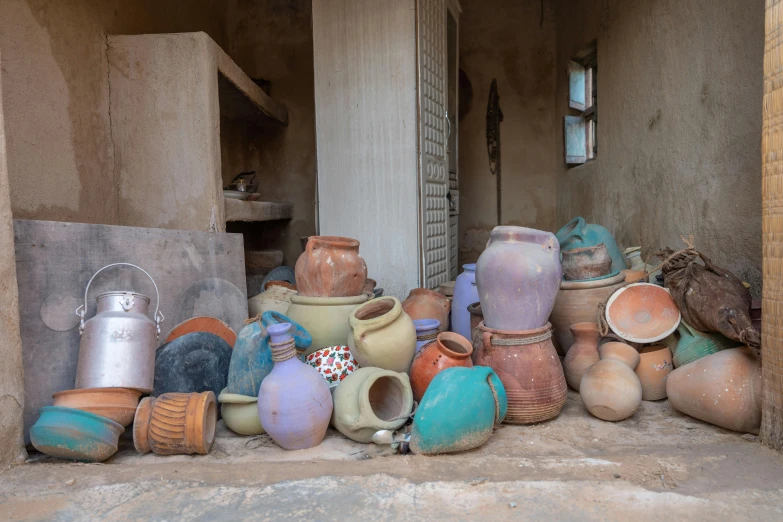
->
458, 0, 558, 264
555, 0, 764, 291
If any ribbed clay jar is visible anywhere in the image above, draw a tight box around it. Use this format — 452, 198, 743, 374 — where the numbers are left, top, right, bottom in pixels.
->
295, 236, 368, 297
348, 297, 416, 373
133, 391, 217, 455
410, 332, 474, 402
563, 322, 600, 391
402, 288, 451, 333
473, 321, 566, 424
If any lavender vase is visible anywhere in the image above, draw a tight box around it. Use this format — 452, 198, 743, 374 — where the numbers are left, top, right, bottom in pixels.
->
476, 226, 562, 331
451, 264, 479, 340
258, 323, 333, 450
414, 319, 440, 352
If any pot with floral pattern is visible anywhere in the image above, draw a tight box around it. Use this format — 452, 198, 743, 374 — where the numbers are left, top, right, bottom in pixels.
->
305, 345, 360, 390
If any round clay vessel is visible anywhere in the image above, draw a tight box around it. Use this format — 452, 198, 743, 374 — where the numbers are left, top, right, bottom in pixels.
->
555, 217, 626, 272
331, 367, 413, 443
295, 236, 368, 297
413, 319, 441, 352
666, 346, 761, 433
451, 264, 479, 339
473, 321, 567, 424
674, 321, 741, 368
410, 332, 473, 401
439, 280, 456, 298
580, 358, 642, 421
31, 406, 124, 463
549, 271, 626, 354
304, 345, 359, 389
561, 243, 612, 281
402, 288, 450, 333
248, 284, 296, 317
598, 342, 641, 369
363, 278, 377, 295
605, 283, 681, 343
622, 269, 647, 283
467, 301, 483, 348
52, 387, 142, 427
348, 297, 416, 373
218, 388, 264, 436
133, 391, 217, 455
476, 227, 562, 331
635, 345, 673, 401
286, 293, 369, 356
563, 322, 600, 391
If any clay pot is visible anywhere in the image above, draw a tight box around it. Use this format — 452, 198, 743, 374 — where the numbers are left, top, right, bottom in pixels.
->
134, 391, 217, 455
410, 332, 474, 401
402, 288, 451, 333
331, 367, 413, 443
52, 387, 142, 427
295, 236, 368, 297
580, 342, 642, 421
555, 217, 626, 272
666, 346, 761, 433
561, 243, 612, 281
257, 323, 333, 450
634, 345, 673, 401
467, 301, 483, 346
674, 321, 741, 368
348, 297, 416, 373
563, 322, 600, 391
363, 278, 377, 295
304, 345, 359, 389
549, 271, 626, 354
605, 283, 681, 343
218, 389, 264, 436
452, 264, 479, 339
413, 319, 441, 352
624, 247, 645, 271
622, 269, 647, 283
477, 227, 562, 331
286, 293, 369, 356
473, 321, 567, 424
31, 406, 124, 463
248, 284, 297, 317
439, 280, 456, 299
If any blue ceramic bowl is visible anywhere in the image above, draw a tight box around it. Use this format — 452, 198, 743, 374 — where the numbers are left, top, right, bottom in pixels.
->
30, 406, 124, 463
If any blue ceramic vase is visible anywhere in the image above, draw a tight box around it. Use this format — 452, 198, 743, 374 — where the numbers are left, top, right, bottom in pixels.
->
451, 264, 479, 340
555, 217, 626, 272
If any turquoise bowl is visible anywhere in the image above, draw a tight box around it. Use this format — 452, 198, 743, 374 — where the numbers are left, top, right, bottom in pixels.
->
30, 406, 124, 463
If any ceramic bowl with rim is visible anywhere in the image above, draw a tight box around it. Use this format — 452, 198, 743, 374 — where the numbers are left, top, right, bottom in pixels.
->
605, 283, 681, 343
305, 345, 359, 389
52, 387, 142, 427
218, 388, 265, 435
30, 406, 124, 462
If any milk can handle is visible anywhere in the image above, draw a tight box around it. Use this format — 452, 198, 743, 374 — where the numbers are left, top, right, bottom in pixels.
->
75, 263, 164, 338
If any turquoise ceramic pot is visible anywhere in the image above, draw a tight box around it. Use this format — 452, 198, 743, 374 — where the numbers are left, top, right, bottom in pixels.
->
555, 217, 626, 273
674, 321, 742, 368
30, 406, 124, 462
410, 366, 506, 455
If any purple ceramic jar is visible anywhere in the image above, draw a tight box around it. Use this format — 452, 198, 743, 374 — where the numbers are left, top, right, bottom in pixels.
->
414, 319, 440, 352
451, 264, 479, 340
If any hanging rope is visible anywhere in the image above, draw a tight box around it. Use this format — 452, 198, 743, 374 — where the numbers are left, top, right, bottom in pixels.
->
487, 375, 502, 426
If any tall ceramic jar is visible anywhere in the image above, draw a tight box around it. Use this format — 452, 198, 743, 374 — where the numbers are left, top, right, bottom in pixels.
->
563, 322, 600, 391
348, 297, 416, 373
476, 227, 562, 331
413, 319, 441, 352
257, 323, 333, 450
410, 332, 474, 401
402, 288, 451, 333
451, 264, 479, 339
295, 236, 368, 297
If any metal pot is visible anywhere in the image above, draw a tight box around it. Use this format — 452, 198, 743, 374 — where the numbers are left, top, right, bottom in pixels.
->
74, 263, 164, 392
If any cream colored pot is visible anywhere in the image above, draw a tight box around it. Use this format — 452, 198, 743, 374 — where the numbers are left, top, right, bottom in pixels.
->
248, 286, 297, 317
218, 389, 265, 435
348, 297, 416, 373
287, 294, 369, 357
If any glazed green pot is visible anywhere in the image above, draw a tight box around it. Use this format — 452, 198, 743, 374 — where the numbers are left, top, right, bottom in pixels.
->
410, 366, 507, 455
555, 217, 626, 273
286, 294, 369, 357
674, 322, 742, 368
218, 388, 265, 436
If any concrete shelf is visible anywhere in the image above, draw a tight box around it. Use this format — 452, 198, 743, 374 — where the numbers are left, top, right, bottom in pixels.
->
224, 198, 293, 223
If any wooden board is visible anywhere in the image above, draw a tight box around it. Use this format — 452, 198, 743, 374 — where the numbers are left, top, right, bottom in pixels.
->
163, 317, 237, 347
13, 220, 248, 441
224, 199, 293, 223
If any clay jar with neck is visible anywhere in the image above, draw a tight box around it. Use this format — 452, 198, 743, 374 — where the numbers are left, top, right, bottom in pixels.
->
452, 264, 479, 339
410, 332, 474, 402
295, 236, 368, 297
348, 297, 416, 373
563, 322, 600, 391
579, 342, 642, 421
413, 319, 441, 353
476, 226, 562, 331
257, 323, 333, 450
402, 288, 451, 333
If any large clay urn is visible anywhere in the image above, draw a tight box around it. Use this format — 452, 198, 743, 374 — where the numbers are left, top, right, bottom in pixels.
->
476, 226, 562, 331
563, 322, 600, 391
579, 342, 642, 422
410, 332, 474, 401
402, 288, 450, 333
348, 297, 417, 373
635, 345, 673, 401
666, 346, 761, 433
295, 236, 368, 297
473, 321, 566, 424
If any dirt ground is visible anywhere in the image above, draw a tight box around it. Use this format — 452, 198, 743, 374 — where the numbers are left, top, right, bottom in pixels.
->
1, 391, 782, 521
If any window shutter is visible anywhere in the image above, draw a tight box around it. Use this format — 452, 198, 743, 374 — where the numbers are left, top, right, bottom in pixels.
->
568, 61, 586, 111
565, 116, 587, 165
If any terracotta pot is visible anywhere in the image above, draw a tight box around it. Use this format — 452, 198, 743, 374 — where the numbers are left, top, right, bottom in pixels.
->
402, 288, 450, 333
549, 271, 626, 354
599, 341, 641, 368
580, 342, 642, 421
674, 321, 741, 368
286, 293, 369, 356
622, 269, 647, 283
563, 322, 600, 391
218, 389, 264, 436
248, 284, 297, 317
52, 387, 142, 427
410, 332, 474, 401
666, 346, 761, 433
635, 345, 673, 400
295, 236, 368, 297
562, 243, 612, 281
473, 321, 567, 424
605, 283, 681, 343
413, 319, 441, 352
331, 367, 413, 443
476, 226, 562, 331
348, 297, 416, 373
133, 391, 217, 455
467, 301, 483, 348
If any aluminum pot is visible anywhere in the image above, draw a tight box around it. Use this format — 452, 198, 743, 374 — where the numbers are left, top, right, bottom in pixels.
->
74, 263, 163, 392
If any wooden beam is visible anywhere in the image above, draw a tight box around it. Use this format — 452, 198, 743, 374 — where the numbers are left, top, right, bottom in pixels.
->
224, 199, 293, 223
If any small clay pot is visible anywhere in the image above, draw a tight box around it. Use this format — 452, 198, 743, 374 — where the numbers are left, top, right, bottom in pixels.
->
410, 332, 473, 401
581, 342, 642, 421
348, 297, 416, 373
295, 236, 368, 297
363, 278, 377, 295
598, 342, 641, 369
562, 243, 612, 281
134, 391, 217, 455
248, 284, 297, 317
52, 387, 142, 427
563, 323, 600, 391
413, 319, 441, 353
218, 389, 264, 436
635, 345, 673, 401
621, 269, 647, 283
402, 288, 451, 333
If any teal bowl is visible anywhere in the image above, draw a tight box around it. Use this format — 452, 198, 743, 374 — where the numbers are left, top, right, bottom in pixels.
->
30, 406, 124, 463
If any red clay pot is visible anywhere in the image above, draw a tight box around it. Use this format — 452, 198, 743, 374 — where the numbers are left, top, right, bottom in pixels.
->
563, 322, 600, 391
402, 288, 451, 333
410, 332, 473, 401
295, 236, 368, 297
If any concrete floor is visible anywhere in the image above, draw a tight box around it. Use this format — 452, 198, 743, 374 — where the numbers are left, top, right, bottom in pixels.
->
2, 391, 782, 521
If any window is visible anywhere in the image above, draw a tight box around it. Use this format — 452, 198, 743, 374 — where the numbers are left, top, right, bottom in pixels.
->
565, 42, 597, 166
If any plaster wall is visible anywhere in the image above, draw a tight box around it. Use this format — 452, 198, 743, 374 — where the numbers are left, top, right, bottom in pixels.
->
554, 0, 763, 291
457, 0, 558, 264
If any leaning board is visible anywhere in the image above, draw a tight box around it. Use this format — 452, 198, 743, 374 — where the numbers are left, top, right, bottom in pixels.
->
13, 220, 248, 441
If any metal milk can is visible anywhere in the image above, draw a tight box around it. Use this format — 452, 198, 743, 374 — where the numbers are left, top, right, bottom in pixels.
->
74, 263, 164, 392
